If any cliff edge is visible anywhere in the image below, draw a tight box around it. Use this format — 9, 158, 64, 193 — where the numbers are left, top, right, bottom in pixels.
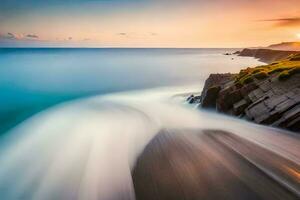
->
189, 53, 300, 132
236, 48, 299, 64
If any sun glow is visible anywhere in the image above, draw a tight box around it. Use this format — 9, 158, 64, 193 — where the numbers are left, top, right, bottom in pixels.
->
297, 33, 300, 39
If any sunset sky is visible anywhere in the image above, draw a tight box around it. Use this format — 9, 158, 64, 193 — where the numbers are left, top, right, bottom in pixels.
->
1, 0, 300, 47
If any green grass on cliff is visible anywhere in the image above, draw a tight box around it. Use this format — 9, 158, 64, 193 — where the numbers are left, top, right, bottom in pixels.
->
235, 53, 300, 85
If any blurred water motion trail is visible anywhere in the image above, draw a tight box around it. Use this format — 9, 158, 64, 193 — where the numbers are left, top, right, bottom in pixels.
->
0, 88, 299, 200
133, 130, 300, 200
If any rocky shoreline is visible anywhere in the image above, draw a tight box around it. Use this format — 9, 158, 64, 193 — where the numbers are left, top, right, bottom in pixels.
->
234, 48, 299, 64
188, 50, 300, 132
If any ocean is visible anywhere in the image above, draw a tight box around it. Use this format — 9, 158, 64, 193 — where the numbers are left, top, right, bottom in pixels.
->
0, 48, 263, 134
2, 48, 286, 200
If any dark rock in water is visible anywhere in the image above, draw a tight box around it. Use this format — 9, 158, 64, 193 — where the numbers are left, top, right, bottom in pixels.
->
187, 94, 201, 104
201, 86, 221, 108
187, 94, 194, 102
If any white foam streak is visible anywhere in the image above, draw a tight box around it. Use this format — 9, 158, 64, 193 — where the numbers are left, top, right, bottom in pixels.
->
0, 88, 298, 200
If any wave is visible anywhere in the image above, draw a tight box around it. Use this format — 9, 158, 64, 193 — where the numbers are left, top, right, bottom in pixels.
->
0, 87, 298, 200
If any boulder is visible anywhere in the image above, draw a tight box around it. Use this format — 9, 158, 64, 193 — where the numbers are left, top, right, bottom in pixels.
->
187, 95, 201, 104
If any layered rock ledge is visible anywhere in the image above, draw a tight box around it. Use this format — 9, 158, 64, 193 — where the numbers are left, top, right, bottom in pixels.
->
188, 53, 300, 132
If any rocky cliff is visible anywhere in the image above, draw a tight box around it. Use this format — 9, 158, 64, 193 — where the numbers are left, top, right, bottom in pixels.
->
189, 53, 300, 132
236, 48, 299, 64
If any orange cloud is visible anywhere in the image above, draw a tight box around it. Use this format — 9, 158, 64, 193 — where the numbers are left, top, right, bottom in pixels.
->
259, 17, 300, 27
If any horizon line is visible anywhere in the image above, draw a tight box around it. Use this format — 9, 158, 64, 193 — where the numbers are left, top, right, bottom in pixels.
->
0, 47, 243, 49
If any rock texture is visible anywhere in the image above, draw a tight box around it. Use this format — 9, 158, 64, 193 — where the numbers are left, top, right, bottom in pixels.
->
188, 51, 300, 133
237, 48, 299, 64
197, 73, 300, 132
200, 73, 234, 108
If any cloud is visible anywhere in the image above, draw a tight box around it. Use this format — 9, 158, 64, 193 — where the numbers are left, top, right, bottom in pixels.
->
7, 32, 15, 39
4, 32, 21, 39
117, 32, 127, 36
26, 34, 39, 39
117, 32, 158, 38
0, 32, 40, 40
259, 17, 300, 27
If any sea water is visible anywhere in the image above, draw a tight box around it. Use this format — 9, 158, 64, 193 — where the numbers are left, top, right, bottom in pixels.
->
0, 48, 278, 200
0, 48, 262, 133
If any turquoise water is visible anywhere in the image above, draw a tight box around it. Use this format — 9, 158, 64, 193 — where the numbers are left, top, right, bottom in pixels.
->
2, 48, 288, 200
0, 48, 262, 133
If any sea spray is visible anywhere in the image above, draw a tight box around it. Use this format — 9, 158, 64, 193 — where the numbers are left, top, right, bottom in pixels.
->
0, 87, 298, 200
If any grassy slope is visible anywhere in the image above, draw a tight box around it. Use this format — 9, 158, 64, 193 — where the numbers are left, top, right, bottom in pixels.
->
235, 53, 300, 85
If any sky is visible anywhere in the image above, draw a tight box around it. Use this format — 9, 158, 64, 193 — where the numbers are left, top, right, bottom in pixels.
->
0, 0, 300, 47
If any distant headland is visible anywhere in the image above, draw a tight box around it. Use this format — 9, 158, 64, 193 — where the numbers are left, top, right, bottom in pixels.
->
233, 42, 300, 63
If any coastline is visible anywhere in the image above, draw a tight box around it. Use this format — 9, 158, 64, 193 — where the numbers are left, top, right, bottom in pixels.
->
235, 48, 299, 64
0, 73, 299, 199
188, 49, 300, 133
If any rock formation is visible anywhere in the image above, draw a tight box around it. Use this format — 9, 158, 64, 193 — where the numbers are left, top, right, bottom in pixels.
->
189, 53, 300, 132
237, 48, 299, 64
